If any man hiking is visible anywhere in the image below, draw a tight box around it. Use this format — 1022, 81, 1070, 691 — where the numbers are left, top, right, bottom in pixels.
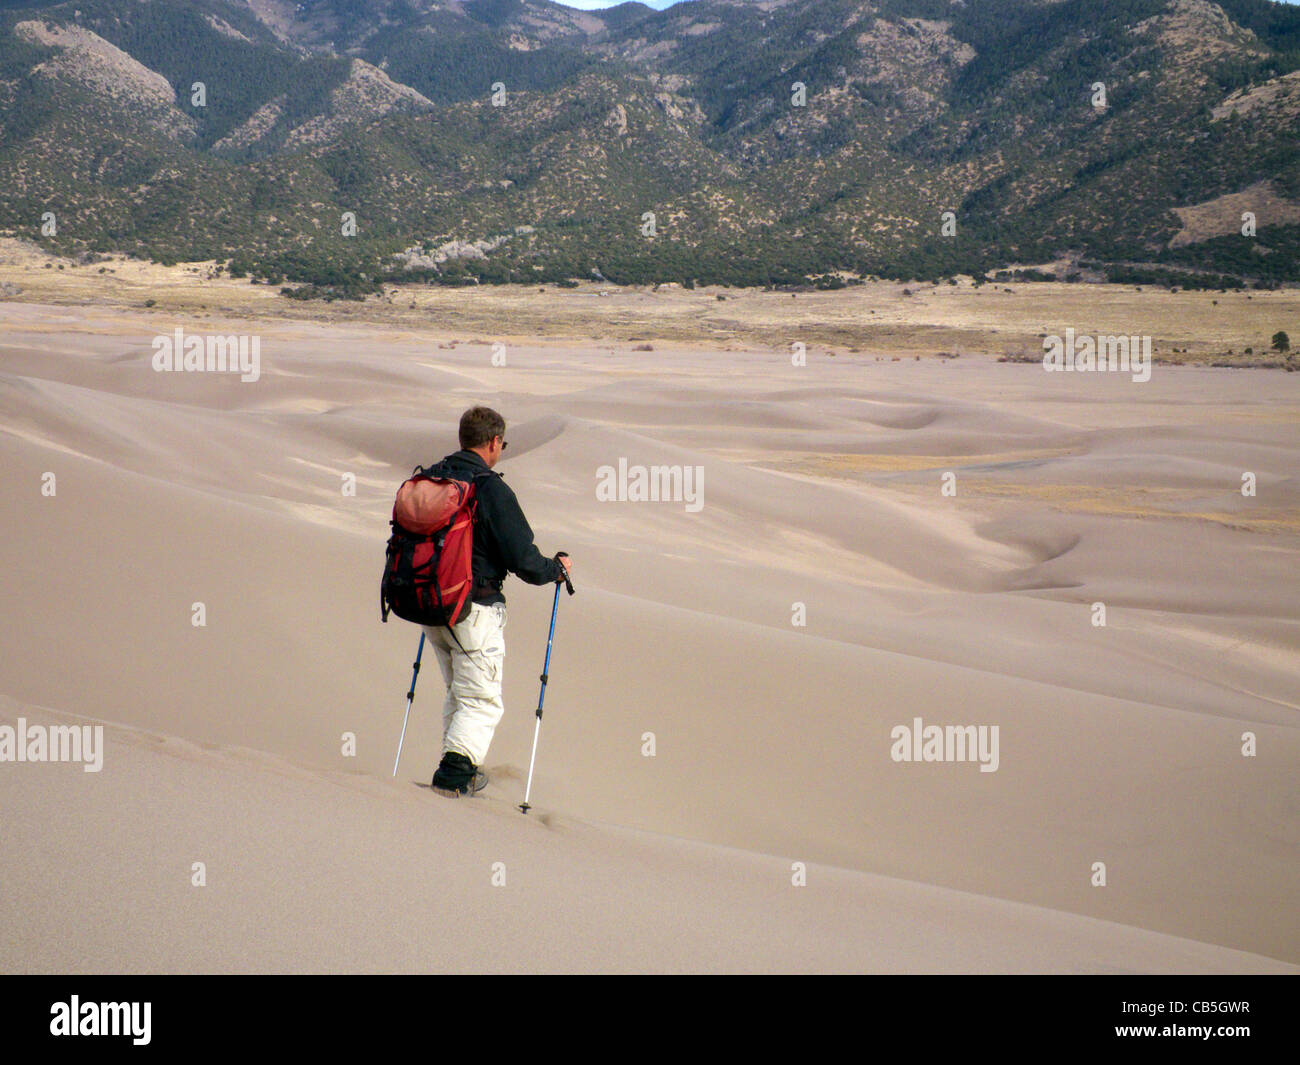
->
422, 406, 571, 797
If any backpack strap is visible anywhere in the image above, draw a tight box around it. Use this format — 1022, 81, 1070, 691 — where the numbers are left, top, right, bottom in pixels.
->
442, 617, 468, 656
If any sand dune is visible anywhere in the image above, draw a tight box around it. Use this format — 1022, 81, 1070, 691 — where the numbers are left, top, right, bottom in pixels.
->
1, 696, 1292, 974
1, 299, 1297, 971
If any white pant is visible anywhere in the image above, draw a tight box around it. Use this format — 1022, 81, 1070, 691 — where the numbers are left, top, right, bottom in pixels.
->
423, 602, 507, 767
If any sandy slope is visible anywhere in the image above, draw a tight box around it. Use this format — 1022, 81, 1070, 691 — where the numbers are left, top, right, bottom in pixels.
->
1, 698, 1292, 974
1, 300, 1297, 971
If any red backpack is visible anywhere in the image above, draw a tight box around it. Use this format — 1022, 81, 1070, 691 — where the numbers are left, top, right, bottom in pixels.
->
381, 465, 482, 632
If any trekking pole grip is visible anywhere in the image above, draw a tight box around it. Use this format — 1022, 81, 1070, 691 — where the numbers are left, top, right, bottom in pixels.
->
555, 551, 575, 596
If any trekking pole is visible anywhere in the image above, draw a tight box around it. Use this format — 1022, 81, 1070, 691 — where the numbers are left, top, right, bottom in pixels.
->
391, 631, 426, 777
520, 554, 574, 814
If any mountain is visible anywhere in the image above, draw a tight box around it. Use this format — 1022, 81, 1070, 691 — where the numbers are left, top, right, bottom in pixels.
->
0, 0, 1297, 290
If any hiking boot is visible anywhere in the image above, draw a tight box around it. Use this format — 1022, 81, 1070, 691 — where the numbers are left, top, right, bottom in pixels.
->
431, 751, 488, 797
432, 770, 488, 798
436, 769, 491, 795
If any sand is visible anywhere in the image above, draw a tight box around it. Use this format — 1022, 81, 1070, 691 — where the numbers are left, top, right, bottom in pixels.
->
1, 268, 1297, 972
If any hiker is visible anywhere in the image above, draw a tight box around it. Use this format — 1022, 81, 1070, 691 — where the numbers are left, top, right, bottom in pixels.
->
422, 406, 571, 796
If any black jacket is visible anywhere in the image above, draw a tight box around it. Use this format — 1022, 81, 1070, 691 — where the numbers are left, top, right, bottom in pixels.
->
425, 449, 564, 605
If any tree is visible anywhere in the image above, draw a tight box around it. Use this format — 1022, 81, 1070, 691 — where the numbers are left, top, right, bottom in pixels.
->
1271, 330, 1290, 353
